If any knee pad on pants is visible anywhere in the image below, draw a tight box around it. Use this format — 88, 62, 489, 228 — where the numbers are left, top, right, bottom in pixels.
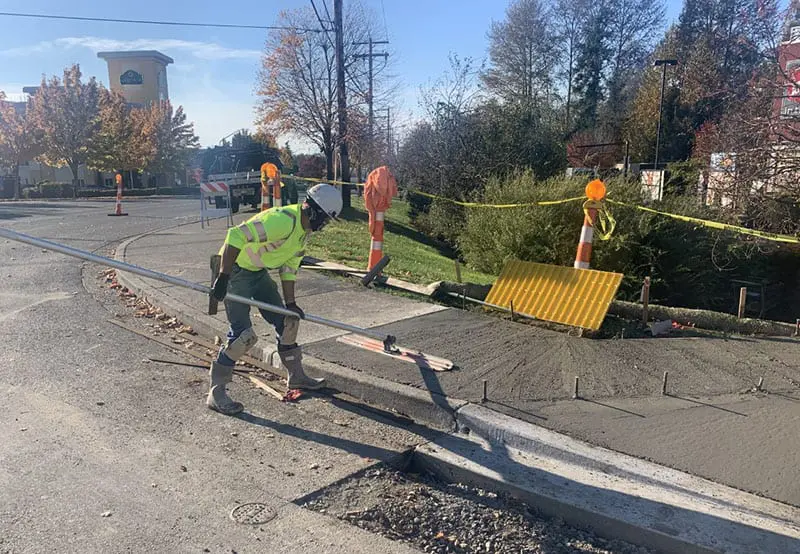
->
280, 316, 299, 346
221, 327, 258, 362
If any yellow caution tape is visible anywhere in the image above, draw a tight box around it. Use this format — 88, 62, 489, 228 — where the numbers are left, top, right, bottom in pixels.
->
607, 200, 800, 245
283, 176, 582, 207
282, 175, 798, 244
284, 175, 366, 188
583, 200, 616, 241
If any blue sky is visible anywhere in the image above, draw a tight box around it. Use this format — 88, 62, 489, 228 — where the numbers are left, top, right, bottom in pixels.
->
0, 1, 684, 150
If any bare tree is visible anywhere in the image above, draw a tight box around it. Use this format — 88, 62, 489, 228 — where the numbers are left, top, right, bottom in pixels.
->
256, 3, 383, 180
482, 0, 558, 107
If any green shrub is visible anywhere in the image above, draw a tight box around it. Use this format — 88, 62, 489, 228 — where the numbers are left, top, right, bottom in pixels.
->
37, 182, 75, 198
458, 170, 800, 321
414, 200, 467, 246
458, 171, 642, 273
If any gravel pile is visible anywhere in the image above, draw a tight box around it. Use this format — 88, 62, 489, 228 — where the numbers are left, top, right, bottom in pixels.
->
303, 466, 653, 554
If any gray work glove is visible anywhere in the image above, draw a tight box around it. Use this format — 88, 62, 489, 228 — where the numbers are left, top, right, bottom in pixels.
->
285, 302, 305, 318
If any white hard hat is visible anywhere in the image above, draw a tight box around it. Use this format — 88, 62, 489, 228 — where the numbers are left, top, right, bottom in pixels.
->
307, 183, 343, 220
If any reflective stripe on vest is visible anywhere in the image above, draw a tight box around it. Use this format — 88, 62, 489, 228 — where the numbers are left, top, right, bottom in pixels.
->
239, 210, 299, 269
253, 220, 268, 242
238, 223, 255, 242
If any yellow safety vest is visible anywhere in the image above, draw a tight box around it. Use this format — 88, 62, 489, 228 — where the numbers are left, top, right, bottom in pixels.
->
221, 204, 307, 281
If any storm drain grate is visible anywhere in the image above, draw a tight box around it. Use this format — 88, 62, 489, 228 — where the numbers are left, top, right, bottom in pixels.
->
229, 503, 277, 525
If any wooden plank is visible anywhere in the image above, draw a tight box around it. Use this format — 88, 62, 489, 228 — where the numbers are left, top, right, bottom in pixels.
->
248, 375, 285, 401
301, 259, 432, 296
107, 318, 254, 374
208, 254, 221, 315
337, 334, 455, 372
738, 287, 747, 319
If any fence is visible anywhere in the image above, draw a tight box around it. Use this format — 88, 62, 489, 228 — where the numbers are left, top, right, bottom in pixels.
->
200, 182, 233, 229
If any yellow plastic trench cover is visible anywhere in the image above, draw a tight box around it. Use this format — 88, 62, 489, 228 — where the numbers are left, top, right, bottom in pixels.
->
485, 260, 624, 330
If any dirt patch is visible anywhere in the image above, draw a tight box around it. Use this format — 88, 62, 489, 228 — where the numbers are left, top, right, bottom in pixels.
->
301, 465, 653, 554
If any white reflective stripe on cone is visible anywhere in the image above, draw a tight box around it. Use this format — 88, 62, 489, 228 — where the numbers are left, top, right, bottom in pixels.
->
579, 225, 593, 243
375, 212, 385, 221
574, 261, 590, 269
371, 241, 383, 250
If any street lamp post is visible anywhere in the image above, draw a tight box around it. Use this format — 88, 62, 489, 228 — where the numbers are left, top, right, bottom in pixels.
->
653, 59, 677, 174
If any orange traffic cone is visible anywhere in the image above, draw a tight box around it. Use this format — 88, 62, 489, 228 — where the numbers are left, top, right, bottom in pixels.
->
108, 173, 128, 216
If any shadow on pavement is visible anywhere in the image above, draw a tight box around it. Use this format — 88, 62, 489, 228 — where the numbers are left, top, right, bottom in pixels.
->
770, 391, 800, 403
666, 394, 749, 417
340, 206, 457, 259
581, 398, 647, 418
323, 393, 441, 442
483, 399, 549, 422
235, 411, 408, 463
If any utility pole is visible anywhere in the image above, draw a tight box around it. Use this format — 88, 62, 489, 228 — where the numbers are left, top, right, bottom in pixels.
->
653, 59, 677, 172
384, 107, 392, 162
334, 0, 351, 208
353, 36, 389, 143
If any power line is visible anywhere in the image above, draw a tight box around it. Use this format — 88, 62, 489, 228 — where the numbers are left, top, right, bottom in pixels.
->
309, 0, 366, 97
309, 0, 333, 32
0, 11, 320, 32
321, 0, 334, 29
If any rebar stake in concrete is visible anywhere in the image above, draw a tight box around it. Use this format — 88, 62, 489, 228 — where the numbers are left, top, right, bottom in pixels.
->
572, 376, 579, 399
757, 376, 764, 392
662, 371, 669, 396
482, 379, 488, 403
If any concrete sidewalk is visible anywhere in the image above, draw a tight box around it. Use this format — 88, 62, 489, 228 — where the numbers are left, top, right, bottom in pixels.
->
115, 214, 800, 510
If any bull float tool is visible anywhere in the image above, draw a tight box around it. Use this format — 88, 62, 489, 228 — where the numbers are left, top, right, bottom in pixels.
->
0, 228, 453, 371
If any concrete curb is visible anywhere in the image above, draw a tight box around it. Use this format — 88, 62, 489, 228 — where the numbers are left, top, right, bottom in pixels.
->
112, 234, 464, 432
413, 443, 716, 554
445, 404, 800, 554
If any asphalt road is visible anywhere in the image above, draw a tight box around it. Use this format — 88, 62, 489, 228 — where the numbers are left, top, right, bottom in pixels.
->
0, 199, 424, 554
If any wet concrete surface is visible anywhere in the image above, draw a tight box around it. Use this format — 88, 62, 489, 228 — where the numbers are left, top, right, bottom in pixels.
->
305, 308, 800, 403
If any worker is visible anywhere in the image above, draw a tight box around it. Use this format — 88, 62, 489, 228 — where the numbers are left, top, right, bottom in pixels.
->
207, 183, 343, 415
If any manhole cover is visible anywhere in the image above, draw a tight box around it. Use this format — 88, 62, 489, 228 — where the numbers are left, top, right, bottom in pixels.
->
230, 503, 277, 525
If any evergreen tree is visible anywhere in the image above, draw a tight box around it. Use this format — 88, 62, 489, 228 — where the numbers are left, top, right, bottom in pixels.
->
603, 0, 665, 132
553, 0, 590, 129
573, 4, 611, 131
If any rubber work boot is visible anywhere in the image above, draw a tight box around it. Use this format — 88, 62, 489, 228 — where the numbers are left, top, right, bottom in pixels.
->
280, 346, 326, 390
206, 361, 244, 415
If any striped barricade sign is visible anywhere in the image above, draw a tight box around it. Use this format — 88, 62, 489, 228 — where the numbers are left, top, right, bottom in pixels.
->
200, 182, 234, 229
